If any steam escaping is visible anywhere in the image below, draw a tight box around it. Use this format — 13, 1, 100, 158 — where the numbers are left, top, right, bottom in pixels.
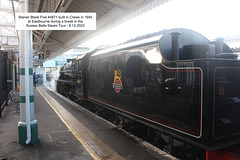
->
50, 67, 60, 91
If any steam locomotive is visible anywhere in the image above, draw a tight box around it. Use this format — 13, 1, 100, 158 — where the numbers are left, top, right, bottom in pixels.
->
57, 28, 240, 159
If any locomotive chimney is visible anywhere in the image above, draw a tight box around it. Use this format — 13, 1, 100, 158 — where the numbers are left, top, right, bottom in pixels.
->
170, 31, 182, 61
215, 37, 224, 54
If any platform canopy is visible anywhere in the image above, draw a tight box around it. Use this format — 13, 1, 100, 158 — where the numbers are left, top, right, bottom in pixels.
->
28, 0, 170, 65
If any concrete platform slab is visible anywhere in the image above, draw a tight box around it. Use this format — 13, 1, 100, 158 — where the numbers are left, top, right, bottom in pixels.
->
0, 85, 177, 160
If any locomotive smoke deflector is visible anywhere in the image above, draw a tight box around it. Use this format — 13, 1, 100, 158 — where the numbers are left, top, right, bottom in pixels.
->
170, 30, 181, 61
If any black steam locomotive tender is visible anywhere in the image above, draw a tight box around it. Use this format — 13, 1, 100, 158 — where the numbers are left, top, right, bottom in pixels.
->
57, 28, 240, 159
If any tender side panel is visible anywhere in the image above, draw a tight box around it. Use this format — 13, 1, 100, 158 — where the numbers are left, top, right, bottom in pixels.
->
88, 50, 202, 137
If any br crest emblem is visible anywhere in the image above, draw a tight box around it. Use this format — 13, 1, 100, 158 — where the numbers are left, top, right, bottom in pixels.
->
113, 70, 123, 93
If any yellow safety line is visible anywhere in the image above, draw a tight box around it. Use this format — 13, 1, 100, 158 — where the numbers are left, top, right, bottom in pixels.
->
36, 87, 101, 160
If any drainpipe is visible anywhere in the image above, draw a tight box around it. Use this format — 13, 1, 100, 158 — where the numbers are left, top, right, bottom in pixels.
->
25, 31, 31, 145
24, 0, 31, 145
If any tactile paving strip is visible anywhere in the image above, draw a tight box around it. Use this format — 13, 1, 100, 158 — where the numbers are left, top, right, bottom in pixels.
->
37, 87, 123, 160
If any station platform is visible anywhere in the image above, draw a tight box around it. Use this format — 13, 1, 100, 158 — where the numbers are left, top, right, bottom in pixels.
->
0, 85, 177, 160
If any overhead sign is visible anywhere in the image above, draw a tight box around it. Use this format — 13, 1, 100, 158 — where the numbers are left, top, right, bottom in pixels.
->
55, 61, 67, 66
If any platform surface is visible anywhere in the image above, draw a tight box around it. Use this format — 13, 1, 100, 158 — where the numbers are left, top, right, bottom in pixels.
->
0, 85, 177, 160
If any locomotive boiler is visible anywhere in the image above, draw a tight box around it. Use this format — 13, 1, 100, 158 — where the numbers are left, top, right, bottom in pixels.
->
57, 28, 240, 159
